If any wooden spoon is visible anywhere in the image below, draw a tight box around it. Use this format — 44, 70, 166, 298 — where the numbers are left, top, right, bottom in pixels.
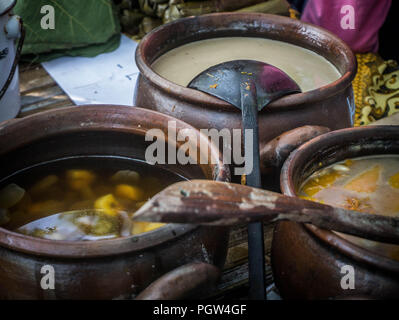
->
133, 180, 399, 245
19, 180, 399, 245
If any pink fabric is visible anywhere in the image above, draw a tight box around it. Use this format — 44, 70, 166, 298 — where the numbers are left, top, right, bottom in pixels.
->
302, 0, 391, 53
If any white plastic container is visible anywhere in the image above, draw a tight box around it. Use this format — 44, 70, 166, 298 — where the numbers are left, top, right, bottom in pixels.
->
0, 0, 23, 122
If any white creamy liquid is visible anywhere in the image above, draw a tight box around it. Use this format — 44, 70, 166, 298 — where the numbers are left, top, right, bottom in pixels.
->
152, 37, 341, 92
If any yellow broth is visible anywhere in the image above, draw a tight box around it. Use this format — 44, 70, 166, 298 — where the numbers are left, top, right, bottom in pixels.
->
0, 157, 185, 241
298, 155, 399, 260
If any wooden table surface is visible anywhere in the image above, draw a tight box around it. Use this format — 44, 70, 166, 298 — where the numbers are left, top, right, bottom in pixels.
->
17, 62, 278, 299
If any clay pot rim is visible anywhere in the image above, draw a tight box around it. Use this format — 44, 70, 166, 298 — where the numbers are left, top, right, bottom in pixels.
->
0, 105, 230, 259
136, 12, 357, 113
280, 125, 399, 274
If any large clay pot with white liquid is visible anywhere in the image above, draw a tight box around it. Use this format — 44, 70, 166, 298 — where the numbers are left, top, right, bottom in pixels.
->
134, 12, 357, 168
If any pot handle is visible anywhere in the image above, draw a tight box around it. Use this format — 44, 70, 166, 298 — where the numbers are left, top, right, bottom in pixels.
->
0, 15, 25, 101
136, 262, 221, 300
260, 125, 331, 174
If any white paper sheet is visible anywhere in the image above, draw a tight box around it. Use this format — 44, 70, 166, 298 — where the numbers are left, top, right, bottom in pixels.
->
42, 35, 139, 106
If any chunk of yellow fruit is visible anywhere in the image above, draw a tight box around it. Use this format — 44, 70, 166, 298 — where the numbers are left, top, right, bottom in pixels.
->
66, 170, 95, 182
131, 222, 164, 235
345, 166, 381, 193
389, 172, 399, 189
66, 170, 95, 191
144, 222, 165, 232
115, 184, 144, 201
131, 221, 147, 234
94, 194, 121, 216
301, 171, 342, 197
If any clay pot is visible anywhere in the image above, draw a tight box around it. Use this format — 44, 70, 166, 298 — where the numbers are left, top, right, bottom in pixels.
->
273, 126, 399, 299
0, 105, 230, 299
134, 12, 357, 158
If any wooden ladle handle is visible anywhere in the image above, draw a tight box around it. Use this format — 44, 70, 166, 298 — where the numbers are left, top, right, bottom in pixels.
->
134, 180, 399, 245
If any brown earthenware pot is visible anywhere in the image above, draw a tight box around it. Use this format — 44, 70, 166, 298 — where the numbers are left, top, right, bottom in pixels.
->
273, 126, 399, 299
134, 12, 357, 156
0, 105, 230, 299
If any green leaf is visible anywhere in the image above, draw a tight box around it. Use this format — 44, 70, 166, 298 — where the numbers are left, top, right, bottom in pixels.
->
14, 0, 121, 60
20, 33, 121, 63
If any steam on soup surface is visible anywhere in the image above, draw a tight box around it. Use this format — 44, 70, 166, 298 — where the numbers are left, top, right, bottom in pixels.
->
299, 155, 399, 260
0, 157, 184, 241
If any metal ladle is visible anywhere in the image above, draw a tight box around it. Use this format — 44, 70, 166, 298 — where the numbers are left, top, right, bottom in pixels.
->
188, 60, 301, 300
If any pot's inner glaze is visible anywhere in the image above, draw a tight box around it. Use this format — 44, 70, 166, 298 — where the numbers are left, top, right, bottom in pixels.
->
0, 156, 185, 241
298, 155, 399, 260
152, 37, 341, 92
